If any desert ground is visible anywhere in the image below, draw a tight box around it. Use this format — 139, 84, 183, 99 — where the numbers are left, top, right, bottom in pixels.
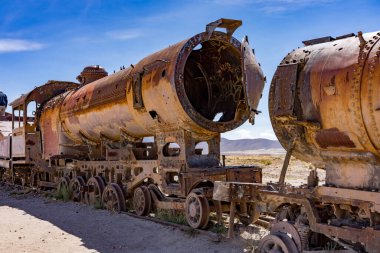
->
224, 154, 326, 185
0, 154, 324, 253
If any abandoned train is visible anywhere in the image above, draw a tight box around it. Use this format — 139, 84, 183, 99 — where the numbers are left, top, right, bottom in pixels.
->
1, 18, 380, 253
0, 19, 265, 230
264, 31, 380, 252
214, 30, 380, 252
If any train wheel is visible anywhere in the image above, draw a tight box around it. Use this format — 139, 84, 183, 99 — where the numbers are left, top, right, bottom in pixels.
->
29, 172, 39, 188
238, 202, 260, 226
102, 183, 126, 212
96, 176, 106, 189
271, 221, 302, 251
69, 176, 85, 202
185, 192, 210, 229
85, 177, 105, 206
133, 186, 152, 216
256, 233, 299, 253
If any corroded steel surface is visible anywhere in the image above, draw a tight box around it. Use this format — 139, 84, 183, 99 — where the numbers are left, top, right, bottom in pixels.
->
269, 31, 380, 190
59, 31, 264, 144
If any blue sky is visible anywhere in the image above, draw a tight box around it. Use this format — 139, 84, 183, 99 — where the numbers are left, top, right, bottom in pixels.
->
1, 0, 380, 140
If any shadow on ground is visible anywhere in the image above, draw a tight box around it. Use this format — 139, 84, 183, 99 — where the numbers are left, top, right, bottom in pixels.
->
0, 188, 247, 253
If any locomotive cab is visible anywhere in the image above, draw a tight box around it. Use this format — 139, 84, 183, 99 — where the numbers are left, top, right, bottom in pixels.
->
1, 81, 78, 185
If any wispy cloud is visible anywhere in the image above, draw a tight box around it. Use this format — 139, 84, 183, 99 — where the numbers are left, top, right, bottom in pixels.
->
223, 128, 277, 140
211, 0, 338, 13
67, 28, 145, 45
106, 29, 143, 41
0, 39, 44, 53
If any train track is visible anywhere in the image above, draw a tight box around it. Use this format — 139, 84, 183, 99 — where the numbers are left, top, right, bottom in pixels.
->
1, 182, 273, 242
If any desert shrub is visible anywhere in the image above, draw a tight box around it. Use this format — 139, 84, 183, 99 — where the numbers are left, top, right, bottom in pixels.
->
93, 196, 104, 209
155, 209, 187, 225
55, 185, 71, 202
209, 223, 227, 234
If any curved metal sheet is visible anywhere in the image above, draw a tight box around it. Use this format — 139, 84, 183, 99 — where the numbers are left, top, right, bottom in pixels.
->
241, 36, 265, 124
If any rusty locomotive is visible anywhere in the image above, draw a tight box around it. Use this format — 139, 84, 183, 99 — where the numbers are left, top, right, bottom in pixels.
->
1, 18, 380, 253
0, 19, 265, 230
213, 31, 380, 252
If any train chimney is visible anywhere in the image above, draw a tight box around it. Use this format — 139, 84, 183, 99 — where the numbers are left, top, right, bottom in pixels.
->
76, 65, 108, 86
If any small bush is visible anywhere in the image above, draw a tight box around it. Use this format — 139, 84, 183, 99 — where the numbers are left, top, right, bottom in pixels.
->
55, 185, 71, 202
324, 241, 340, 251
93, 196, 104, 209
155, 209, 187, 225
259, 159, 272, 166
209, 224, 227, 234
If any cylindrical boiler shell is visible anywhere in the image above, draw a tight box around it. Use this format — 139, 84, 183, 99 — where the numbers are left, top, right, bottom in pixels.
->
59, 32, 255, 143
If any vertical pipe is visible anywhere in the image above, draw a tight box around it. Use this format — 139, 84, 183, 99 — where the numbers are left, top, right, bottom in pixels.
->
228, 200, 236, 238
278, 139, 295, 185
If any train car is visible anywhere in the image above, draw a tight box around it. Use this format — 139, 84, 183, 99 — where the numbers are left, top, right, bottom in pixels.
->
214, 31, 380, 252
0, 19, 265, 230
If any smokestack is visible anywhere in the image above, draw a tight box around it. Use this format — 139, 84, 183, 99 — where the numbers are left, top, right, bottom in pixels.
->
76, 65, 108, 86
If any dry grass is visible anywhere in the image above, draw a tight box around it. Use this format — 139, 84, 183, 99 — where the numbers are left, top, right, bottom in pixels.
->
155, 209, 187, 225
54, 185, 71, 202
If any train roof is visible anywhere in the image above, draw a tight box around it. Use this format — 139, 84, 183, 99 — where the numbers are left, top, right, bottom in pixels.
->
10, 80, 79, 108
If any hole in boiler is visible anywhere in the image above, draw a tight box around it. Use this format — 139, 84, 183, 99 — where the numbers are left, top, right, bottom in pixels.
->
213, 112, 223, 122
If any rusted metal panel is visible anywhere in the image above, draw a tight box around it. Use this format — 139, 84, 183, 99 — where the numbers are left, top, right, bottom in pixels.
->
155, 199, 185, 210
241, 36, 265, 123
12, 134, 25, 158
315, 128, 356, 148
132, 73, 144, 109
0, 136, 11, 158
226, 167, 262, 183
316, 186, 380, 213
272, 64, 298, 118
213, 181, 231, 202
40, 104, 61, 159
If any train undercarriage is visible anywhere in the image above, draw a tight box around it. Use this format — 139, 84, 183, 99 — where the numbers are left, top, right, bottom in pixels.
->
214, 168, 380, 253
1, 150, 263, 229
2, 151, 379, 253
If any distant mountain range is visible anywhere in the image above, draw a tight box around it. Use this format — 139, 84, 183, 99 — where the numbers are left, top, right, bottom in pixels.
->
221, 138, 283, 153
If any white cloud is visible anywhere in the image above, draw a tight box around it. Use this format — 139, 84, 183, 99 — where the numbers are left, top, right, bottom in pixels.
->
211, 0, 338, 13
213, 0, 335, 4
222, 128, 277, 140
0, 39, 44, 53
106, 29, 143, 41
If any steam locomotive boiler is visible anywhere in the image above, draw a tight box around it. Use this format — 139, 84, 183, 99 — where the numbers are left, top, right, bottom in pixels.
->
259, 31, 380, 252
213, 31, 380, 252
0, 19, 265, 229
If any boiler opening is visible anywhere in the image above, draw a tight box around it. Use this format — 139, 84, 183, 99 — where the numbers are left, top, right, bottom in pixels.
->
184, 40, 244, 122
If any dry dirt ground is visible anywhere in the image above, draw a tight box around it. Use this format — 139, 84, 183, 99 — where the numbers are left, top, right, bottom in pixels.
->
225, 154, 326, 186
0, 154, 323, 253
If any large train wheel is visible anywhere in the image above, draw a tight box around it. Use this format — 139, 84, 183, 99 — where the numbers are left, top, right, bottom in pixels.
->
102, 183, 126, 212
133, 186, 152, 216
69, 176, 85, 202
271, 221, 302, 251
185, 192, 210, 229
256, 232, 299, 253
85, 176, 105, 206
